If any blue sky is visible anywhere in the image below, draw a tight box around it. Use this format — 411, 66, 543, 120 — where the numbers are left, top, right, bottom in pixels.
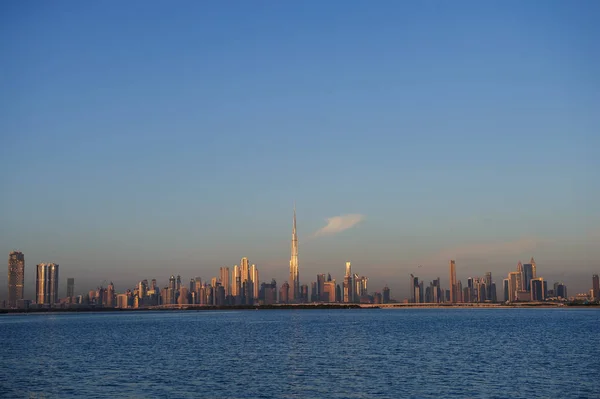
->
1, 1, 598, 299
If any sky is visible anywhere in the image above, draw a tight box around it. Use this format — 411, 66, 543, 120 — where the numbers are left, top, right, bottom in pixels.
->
1, 1, 598, 300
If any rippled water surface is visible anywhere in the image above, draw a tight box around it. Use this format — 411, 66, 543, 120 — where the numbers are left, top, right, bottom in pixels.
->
1, 309, 599, 398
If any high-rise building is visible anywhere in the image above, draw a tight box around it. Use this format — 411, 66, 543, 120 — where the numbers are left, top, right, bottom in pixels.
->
310, 281, 317, 302
517, 261, 524, 290
449, 260, 457, 303
345, 262, 352, 278
220, 267, 230, 297
289, 206, 300, 302
554, 282, 567, 299
323, 281, 336, 302
484, 272, 492, 299
8, 251, 25, 308
176, 275, 181, 291
279, 282, 290, 304
300, 284, 309, 302
382, 286, 390, 304
410, 275, 420, 304
531, 278, 544, 301
67, 278, 75, 299
36, 263, 59, 305
251, 264, 259, 300
317, 273, 326, 302
503, 279, 509, 302
592, 274, 599, 300
343, 275, 353, 303
106, 282, 115, 307
522, 263, 534, 291
232, 266, 240, 297
508, 272, 520, 302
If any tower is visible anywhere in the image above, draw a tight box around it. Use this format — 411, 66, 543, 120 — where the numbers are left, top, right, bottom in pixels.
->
449, 260, 457, 303
220, 266, 230, 297
36, 263, 59, 305
8, 251, 25, 308
289, 205, 300, 302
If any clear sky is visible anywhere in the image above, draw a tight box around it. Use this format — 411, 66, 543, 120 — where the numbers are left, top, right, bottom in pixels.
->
1, 1, 598, 300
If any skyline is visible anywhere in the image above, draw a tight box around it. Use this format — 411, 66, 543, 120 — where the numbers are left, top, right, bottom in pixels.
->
1, 1, 598, 299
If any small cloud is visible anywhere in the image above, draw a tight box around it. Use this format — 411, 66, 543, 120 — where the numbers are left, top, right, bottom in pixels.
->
312, 214, 365, 237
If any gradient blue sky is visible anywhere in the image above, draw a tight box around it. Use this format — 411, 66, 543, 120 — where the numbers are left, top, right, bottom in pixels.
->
1, 1, 598, 299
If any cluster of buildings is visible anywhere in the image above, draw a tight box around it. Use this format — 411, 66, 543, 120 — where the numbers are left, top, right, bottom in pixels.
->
410, 258, 599, 305
4, 208, 600, 309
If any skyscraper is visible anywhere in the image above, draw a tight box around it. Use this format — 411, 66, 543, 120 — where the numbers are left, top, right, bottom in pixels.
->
8, 251, 25, 308
220, 267, 230, 297
522, 263, 534, 291
36, 263, 59, 305
289, 206, 299, 302
449, 260, 457, 303
251, 264, 259, 300
67, 278, 75, 299
317, 273, 326, 302
508, 272, 520, 302
592, 274, 599, 300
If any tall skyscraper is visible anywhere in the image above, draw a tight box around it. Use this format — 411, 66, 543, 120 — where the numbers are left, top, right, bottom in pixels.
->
67, 278, 75, 299
503, 278, 509, 302
317, 273, 326, 301
508, 272, 520, 302
289, 206, 299, 302
251, 264, 259, 300
106, 282, 115, 307
530, 257, 537, 280
522, 263, 534, 291
592, 274, 599, 300
8, 251, 25, 308
36, 263, 59, 305
220, 267, 230, 297
449, 260, 457, 303
232, 265, 240, 297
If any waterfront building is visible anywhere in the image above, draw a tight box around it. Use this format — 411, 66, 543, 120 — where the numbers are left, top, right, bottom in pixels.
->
251, 264, 259, 300
531, 278, 544, 301
522, 263, 534, 291
116, 294, 128, 309
220, 267, 230, 297
280, 281, 290, 304
484, 272, 492, 300
343, 275, 353, 303
592, 274, 599, 300
317, 273, 326, 301
67, 278, 75, 300
289, 206, 300, 302
508, 272, 520, 302
36, 263, 59, 305
8, 251, 25, 308
310, 281, 317, 302
383, 286, 390, 303
106, 282, 115, 307
176, 275, 181, 291
554, 282, 567, 299
449, 260, 457, 303
336, 284, 342, 303
323, 280, 336, 302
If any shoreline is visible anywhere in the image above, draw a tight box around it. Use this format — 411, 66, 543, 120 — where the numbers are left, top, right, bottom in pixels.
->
1, 302, 599, 314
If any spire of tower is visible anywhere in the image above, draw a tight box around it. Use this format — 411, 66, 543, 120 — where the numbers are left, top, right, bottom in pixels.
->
293, 202, 296, 236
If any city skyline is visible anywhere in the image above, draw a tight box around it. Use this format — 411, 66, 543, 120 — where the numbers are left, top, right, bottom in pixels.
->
1, 2, 598, 300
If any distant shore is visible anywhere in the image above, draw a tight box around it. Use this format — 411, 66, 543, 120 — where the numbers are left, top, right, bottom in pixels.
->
1, 302, 599, 314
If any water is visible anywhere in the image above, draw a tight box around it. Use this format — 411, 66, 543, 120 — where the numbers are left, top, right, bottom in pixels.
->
0, 309, 598, 399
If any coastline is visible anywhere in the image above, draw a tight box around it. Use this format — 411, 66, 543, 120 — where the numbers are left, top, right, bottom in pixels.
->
1, 302, 599, 314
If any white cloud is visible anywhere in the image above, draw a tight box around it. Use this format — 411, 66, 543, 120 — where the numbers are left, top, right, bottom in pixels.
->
312, 214, 365, 237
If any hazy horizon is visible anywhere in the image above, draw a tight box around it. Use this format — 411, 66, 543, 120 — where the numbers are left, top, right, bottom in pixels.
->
1, 1, 598, 300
